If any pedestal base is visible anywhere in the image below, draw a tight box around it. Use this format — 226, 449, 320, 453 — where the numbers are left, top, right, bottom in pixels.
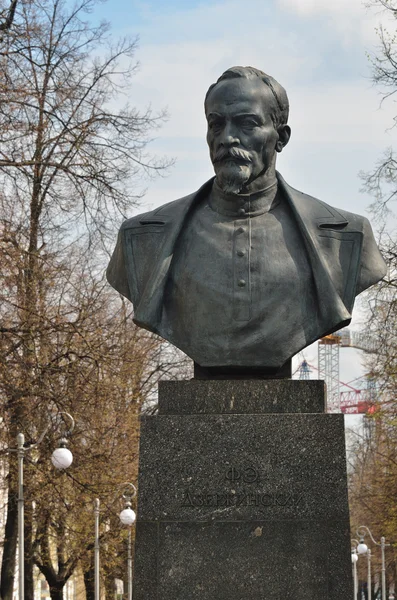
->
133, 380, 353, 600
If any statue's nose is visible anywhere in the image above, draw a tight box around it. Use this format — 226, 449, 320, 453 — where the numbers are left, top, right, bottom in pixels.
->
219, 122, 240, 147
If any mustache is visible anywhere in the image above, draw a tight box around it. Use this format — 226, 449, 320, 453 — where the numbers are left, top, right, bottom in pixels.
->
213, 147, 252, 164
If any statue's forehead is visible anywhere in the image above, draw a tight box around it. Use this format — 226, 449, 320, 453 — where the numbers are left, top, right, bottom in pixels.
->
205, 78, 276, 117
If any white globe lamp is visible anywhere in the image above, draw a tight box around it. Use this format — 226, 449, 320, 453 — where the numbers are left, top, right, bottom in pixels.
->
119, 507, 136, 526
51, 439, 73, 470
357, 539, 368, 555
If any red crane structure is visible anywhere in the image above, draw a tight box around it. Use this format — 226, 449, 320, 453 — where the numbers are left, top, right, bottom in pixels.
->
297, 328, 378, 414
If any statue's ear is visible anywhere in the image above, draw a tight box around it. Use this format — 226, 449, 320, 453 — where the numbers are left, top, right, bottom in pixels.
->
276, 125, 291, 153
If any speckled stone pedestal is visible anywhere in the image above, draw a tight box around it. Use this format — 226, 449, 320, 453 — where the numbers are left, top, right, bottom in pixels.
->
133, 380, 353, 600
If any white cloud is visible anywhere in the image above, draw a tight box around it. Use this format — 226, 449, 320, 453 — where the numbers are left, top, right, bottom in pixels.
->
277, 0, 394, 46
289, 81, 395, 144
278, 0, 365, 17
131, 40, 394, 149
124, 0, 395, 150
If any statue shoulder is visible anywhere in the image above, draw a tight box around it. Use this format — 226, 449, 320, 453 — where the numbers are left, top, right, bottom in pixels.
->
280, 175, 370, 231
119, 191, 202, 232
278, 173, 386, 293
118, 179, 214, 232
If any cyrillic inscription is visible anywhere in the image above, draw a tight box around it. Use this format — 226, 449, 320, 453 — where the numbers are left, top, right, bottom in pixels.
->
225, 466, 258, 483
181, 490, 303, 508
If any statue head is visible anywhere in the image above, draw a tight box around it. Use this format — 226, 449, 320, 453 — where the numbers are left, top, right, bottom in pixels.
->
205, 66, 291, 194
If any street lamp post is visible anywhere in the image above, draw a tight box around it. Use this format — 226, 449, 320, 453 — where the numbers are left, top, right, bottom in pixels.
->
127, 527, 132, 600
352, 540, 359, 600
14, 412, 75, 600
357, 526, 391, 600
119, 483, 137, 600
94, 498, 100, 600
368, 549, 372, 600
381, 537, 388, 600
17, 433, 25, 600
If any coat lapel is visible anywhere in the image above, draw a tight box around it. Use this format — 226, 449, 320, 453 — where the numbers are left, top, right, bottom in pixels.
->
277, 173, 358, 327
132, 179, 214, 332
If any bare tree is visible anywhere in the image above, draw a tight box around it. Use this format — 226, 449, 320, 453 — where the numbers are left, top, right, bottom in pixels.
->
1, 224, 185, 599
0, 0, 18, 33
360, 0, 397, 400
350, 3, 397, 594
349, 417, 397, 597
0, 0, 177, 597
361, 0, 397, 219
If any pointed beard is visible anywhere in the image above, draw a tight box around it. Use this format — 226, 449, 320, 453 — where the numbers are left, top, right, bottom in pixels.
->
215, 162, 252, 195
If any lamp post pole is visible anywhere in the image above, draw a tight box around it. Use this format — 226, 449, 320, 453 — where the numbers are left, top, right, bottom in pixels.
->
119, 483, 137, 600
381, 537, 387, 600
17, 433, 25, 600
127, 527, 132, 600
353, 555, 358, 600
368, 549, 372, 600
357, 526, 391, 600
94, 498, 100, 600
352, 539, 359, 600
13, 413, 74, 600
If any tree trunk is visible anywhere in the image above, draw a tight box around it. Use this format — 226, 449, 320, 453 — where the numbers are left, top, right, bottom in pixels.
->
49, 586, 64, 600
104, 574, 117, 599
0, 477, 17, 600
124, 576, 129, 600
84, 564, 95, 600
0, 0, 19, 32
0, 479, 35, 600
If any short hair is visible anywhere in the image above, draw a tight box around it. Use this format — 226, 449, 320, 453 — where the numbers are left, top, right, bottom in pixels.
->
204, 66, 289, 128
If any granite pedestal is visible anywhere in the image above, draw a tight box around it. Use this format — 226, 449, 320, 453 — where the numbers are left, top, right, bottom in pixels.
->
133, 380, 353, 600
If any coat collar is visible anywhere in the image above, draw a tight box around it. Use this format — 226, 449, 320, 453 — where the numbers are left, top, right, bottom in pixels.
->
133, 173, 352, 335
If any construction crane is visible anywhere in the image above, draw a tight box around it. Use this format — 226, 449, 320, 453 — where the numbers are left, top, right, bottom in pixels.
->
338, 328, 378, 353
318, 335, 341, 411
315, 328, 379, 413
317, 328, 378, 412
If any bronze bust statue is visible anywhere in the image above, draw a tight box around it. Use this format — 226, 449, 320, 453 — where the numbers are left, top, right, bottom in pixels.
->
107, 66, 386, 376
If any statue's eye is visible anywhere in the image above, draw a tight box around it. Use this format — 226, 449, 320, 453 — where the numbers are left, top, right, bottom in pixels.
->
240, 118, 257, 128
209, 119, 223, 131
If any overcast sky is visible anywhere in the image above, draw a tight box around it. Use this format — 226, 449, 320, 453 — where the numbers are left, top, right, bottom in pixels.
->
95, 0, 395, 402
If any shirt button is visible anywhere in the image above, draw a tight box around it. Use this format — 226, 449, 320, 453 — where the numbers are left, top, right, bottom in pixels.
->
237, 227, 245, 233
238, 208, 246, 216
237, 250, 245, 257
238, 279, 246, 287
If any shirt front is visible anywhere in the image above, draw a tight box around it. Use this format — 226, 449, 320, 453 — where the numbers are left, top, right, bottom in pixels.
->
161, 181, 318, 367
